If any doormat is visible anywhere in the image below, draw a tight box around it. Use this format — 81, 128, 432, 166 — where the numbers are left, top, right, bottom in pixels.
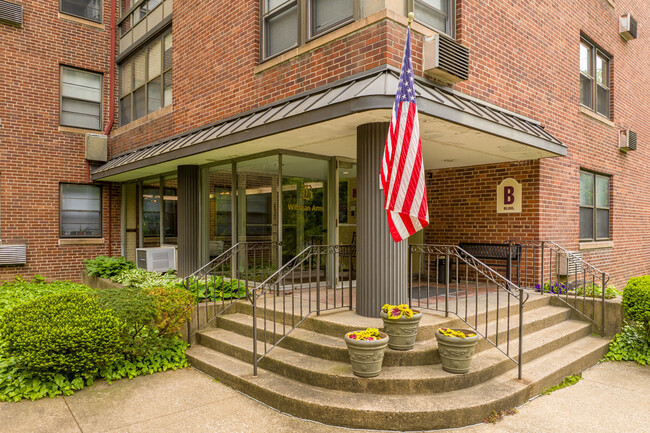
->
409, 286, 458, 299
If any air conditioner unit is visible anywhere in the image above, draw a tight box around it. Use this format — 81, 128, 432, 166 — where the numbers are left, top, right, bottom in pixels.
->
619, 130, 637, 152
558, 251, 582, 276
85, 133, 108, 162
423, 33, 470, 84
0, 0, 23, 27
0, 244, 27, 265
136, 247, 176, 272
619, 13, 638, 41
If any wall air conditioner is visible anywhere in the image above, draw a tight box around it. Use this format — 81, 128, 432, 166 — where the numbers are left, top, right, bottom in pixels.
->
619, 130, 637, 152
136, 247, 176, 272
0, 244, 27, 265
0, 0, 23, 27
85, 133, 108, 162
558, 251, 582, 276
619, 13, 638, 41
423, 32, 470, 84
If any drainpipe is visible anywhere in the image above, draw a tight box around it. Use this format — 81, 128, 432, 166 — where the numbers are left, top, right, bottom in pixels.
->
104, 0, 116, 256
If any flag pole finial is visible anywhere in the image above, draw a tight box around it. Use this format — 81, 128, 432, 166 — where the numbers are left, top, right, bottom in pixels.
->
407, 12, 414, 27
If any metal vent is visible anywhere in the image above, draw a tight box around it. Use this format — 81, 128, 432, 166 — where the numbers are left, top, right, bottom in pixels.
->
423, 33, 470, 84
620, 13, 638, 41
619, 130, 637, 152
558, 251, 582, 276
0, 244, 27, 265
0, 0, 22, 27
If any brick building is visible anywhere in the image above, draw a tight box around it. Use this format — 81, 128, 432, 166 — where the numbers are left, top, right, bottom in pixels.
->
1, 0, 648, 293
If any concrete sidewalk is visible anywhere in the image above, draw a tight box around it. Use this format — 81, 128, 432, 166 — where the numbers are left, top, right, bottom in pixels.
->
1, 361, 648, 433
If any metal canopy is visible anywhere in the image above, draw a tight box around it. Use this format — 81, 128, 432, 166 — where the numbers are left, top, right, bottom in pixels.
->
93, 66, 565, 180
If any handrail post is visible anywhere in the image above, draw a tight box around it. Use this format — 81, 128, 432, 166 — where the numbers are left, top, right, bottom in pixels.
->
445, 250, 450, 317
540, 241, 545, 289
518, 287, 524, 380
601, 272, 606, 337
316, 248, 321, 316
186, 276, 191, 344
408, 247, 413, 308
253, 300, 258, 376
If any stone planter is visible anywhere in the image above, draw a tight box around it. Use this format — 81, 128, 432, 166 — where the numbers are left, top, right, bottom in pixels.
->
381, 310, 422, 351
344, 331, 389, 378
435, 328, 480, 374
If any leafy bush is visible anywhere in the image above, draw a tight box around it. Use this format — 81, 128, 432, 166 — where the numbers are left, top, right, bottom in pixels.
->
186, 275, 246, 302
0, 292, 123, 377
85, 256, 136, 279
574, 283, 621, 299
0, 276, 90, 318
146, 285, 194, 336
113, 268, 182, 289
606, 323, 650, 365
622, 276, 650, 338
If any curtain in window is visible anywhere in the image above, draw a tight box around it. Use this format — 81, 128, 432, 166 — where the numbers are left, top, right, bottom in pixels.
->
61, 67, 102, 130
60, 184, 102, 237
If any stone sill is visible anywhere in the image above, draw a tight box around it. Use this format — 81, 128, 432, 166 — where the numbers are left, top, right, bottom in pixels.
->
255, 9, 438, 74
579, 240, 614, 250
59, 238, 106, 246
58, 12, 105, 30
112, 104, 173, 137
580, 106, 615, 128
59, 126, 103, 135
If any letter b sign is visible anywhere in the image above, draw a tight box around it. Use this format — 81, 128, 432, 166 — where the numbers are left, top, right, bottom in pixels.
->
497, 178, 521, 213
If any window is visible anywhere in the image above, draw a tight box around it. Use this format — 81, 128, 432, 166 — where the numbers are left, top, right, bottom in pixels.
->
60, 184, 102, 238
119, 29, 172, 126
261, 0, 354, 60
413, 0, 455, 37
60, 0, 102, 23
579, 171, 610, 241
119, 0, 164, 37
580, 38, 610, 118
60, 66, 103, 130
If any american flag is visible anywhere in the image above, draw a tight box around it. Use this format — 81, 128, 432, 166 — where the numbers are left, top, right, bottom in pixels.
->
380, 29, 429, 242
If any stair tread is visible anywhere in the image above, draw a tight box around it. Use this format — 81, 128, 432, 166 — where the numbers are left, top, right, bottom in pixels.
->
186, 334, 610, 412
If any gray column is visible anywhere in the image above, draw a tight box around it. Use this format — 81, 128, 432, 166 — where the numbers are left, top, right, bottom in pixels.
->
356, 123, 408, 318
178, 165, 200, 277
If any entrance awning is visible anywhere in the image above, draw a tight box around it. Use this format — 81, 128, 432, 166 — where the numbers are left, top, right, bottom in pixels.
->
93, 66, 565, 182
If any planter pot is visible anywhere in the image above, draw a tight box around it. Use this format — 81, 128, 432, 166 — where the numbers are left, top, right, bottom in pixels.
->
435, 329, 480, 374
344, 332, 389, 378
381, 310, 422, 350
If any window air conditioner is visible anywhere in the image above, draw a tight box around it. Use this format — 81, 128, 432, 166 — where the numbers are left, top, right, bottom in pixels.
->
0, 244, 27, 265
85, 133, 108, 162
619, 130, 637, 152
619, 14, 638, 41
558, 251, 582, 276
423, 33, 470, 84
0, 0, 23, 27
136, 247, 176, 272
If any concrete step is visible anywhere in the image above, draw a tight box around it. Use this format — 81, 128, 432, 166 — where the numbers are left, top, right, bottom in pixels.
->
186, 334, 610, 431
196, 319, 592, 394
214, 304, 573, 366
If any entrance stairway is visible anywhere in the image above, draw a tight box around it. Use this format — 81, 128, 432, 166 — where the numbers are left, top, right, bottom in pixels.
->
186, 291, 610, 431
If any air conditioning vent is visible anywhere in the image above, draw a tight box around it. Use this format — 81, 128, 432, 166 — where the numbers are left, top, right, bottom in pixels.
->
0, 244, 27, 265
558, 251, 582, 276
619, 13, 638, 41
0, 0, 22, 27
85, 133, 108, 162
619, 130, 637, 152
136, 247, 176, 272
423, 33, 470, 84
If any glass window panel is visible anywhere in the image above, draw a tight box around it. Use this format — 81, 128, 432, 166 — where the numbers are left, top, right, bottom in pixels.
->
61, 112, 100, 130
580, 42, 591, 76
147, 0, 162, 11
163, 33, 173, 70
163, 70, 172, 106
579, 207, 594, 240
142, 179, 161, 247
596, 209, 609, 239
120, 61, 132, 96
414, 1, 448, 34
312, 0, 353, 34
133, 50, 147, 88
208, 164, 234, 258
596, 55, 607, 86
266, 0, 289, 12
148, 40, 162, 78
60, 184, 102, 237
595, 176, 609, 208
266, 5, 298, 57
420, 0, 446, 12
163, 176, 177, 245
580, 75, 592, 108
133, 86, 146, 120
61, 98, 101, 129
596, 85, 609, 117
147, 76, 162, 113
61, 0, 102, 23
62, 67, 102, 102
135, 2, 147, 23
120, 95, 131, 126
579, 172, 594, 207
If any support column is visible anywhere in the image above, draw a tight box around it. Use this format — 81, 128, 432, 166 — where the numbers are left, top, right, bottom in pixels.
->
356, 123, 408, 317
178, 165, 200, 277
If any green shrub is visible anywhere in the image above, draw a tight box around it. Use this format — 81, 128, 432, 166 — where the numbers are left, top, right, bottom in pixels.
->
186, 275, 246, 302
0, 292, 123, 378
622, 276, 650, 338
113, 268, 182, 289
146, 285, 194, 336
606, 323, 650, 365
85, 255, 136, 279
0, 276, 90, 318
575, 283, 621, 299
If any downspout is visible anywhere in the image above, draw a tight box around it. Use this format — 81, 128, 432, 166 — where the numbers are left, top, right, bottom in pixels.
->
105, 0, 117, 256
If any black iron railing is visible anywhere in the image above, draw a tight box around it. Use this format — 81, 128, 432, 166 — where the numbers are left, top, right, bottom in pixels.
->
409, 244, 529, 379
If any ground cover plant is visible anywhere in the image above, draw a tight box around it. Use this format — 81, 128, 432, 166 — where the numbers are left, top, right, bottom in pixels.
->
84, 255, 136, 279
541, 374, 582, 395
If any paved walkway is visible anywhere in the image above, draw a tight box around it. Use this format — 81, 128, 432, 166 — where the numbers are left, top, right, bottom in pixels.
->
1, 361, 648, 433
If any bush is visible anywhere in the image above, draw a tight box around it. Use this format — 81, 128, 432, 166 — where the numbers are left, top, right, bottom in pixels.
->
0, 292, 123, 378
606, 323, 650, 365
113, 268, 182, 289
622, 276, 650, 338
574, 283, 621, 299
186, 275, 247, 302
0, 276, 90, 318
147, 286, 194, 336
85, 255, 136, 279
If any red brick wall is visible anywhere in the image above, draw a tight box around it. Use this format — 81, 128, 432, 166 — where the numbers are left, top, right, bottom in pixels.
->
0, 1, 120, 282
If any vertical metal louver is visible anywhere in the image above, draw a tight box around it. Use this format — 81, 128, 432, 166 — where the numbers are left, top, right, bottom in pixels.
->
423, 33, 470, 83
0, 244, 27, 265
619, 130, 637, 152
620, 13, 638, 41
0, 0, 22, 27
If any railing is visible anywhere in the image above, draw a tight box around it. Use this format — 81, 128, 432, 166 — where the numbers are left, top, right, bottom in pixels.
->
185, 242, 280, 342
515, 240, 610, 336
409, 244, 529, 379
248, 244, 356, 376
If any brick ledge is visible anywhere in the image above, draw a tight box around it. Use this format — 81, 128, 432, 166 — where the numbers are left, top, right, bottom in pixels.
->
579, 106, 615, 128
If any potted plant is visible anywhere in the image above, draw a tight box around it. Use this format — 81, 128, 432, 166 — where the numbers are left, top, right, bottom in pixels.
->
344, 328, 389, 378
380, 304, 422, 350
435, 327, 480, 374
